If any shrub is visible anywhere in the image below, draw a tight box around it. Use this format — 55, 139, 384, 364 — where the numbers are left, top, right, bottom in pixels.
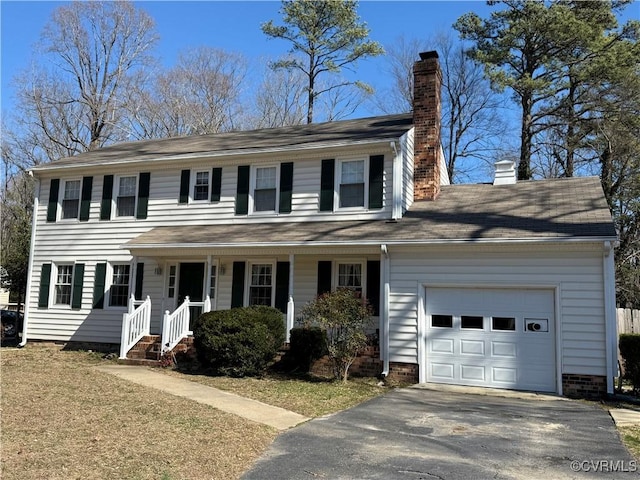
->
193, 306, 285, 377
620, 334, 640, 391
298, 288, 372, 382
285, 326, 328, 372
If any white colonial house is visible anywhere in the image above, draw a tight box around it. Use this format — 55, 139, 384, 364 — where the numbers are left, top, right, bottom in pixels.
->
22, 52, 618, 397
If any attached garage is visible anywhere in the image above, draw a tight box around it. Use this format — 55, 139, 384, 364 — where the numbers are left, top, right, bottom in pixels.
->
423, 287, 557, 392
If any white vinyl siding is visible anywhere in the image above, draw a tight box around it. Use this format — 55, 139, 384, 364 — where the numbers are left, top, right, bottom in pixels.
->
387, 244, 607, 376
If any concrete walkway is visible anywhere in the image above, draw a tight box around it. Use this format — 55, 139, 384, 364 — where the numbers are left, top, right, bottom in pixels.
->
95, 365, 309, 431
610, 408, 640, 427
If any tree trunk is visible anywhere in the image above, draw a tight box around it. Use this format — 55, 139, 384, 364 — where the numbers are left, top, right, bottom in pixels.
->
518, 92, 533, 180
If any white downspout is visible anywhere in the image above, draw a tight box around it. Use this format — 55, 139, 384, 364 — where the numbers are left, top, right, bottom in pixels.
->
20, 174, 39, 347
286, 254, 295, 343
603, 241, 617, 394
380, 244, 390, 377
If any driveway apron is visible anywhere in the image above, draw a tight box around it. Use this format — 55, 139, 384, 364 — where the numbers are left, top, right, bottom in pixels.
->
243, 386, 638, 480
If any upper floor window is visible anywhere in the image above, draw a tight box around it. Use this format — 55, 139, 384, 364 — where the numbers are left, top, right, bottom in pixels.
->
61, 180, 81, 219
339, 160, 366, 208
252, 166, 278, 213
193, 171, 210, 201
110, 264, 131, 307
55, 264, 74, 305
116, 176, 137, 217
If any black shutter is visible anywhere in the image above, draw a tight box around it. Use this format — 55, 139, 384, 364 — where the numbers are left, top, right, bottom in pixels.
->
279, 162, 293, 214
136, 173, 150, 219
211, 167, 222, 202
275, 261, 290, 313
93, 263, 107, 309
317, 261, 332, 296
236, 165, 250, 215
319, 159, 335, 212
134, 263, 144, 300
79, 176, 93, 221
366, 260, 381, 316
100, 175, 113, 220
231, 261, 246, 308
179, 170, 190, 204
368, 155, 384, 209
38, 263, 52, 307
71, 263, 85, 309
47, 179, 60, 222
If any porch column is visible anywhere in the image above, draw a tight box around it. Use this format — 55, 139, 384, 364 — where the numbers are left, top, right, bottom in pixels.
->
286, 254, 295, 343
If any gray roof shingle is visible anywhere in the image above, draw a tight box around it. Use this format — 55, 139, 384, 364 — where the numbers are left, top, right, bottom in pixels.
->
32, 114, 413, 170
126, 176, 616, 248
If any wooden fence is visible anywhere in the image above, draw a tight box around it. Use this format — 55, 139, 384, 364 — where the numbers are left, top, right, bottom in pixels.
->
617, 308, 640, 335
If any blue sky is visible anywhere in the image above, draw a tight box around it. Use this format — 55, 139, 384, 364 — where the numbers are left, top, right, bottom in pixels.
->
1, 1, 498, 116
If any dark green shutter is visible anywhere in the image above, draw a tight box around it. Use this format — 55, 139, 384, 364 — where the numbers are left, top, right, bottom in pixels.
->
319, 159, 335, 212
211, 167, 222, 202
93, 263, 107, 309
366, 260, 381, 316
136, 173, 150, 219
231, 261, 246, 308
100, 175, 113, 220
279, 162, 293, 214
79, 176, 93, 221
368, 155, 384, 209
38, 263, 52, 307
275, 262, 290, 313
236, 165, 250, 215
317, 261, 332, 296
47, 179, 60, 222
179, 170, 190, 204
71, 263, 85, 309
134, 263, 144, 300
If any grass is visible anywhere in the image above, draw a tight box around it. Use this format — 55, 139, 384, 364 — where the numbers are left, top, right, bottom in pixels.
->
1, 344, 388, 479
620, 426, 640, 459
163, 368, 388, 418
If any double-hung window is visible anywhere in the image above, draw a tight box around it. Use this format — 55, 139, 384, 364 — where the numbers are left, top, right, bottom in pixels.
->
61, 180, 81, 219
337, 262, 363, 296
253, 166, 278, 212
248, 263, 273, 306
116, 176, 137, 217
193, 171, 210, 201
110, 264, 130, 307
339, 160, 365, 208
55, 265, 73, 305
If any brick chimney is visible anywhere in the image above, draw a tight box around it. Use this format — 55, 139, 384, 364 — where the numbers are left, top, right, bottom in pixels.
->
413, 51, 442, 201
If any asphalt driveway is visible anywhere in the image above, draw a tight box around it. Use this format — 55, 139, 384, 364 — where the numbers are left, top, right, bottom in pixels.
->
243, 385, 638, 480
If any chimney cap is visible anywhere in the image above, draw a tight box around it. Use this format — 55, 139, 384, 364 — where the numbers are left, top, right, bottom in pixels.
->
419, 51, 439, 60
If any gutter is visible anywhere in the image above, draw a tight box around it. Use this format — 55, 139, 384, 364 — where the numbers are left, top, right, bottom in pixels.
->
603, 240, 618, 394
20, 174, 39, 347
380, 244, 390, 377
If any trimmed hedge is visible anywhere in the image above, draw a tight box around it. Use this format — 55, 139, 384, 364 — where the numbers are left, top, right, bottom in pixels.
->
620, 334, 640, 391
284, 326, 328, 372
193, 306, 285, 377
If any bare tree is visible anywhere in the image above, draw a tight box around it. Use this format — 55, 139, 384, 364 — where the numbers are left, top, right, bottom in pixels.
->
250, 65, 307, 129
125, 47, 247, 138
375, 33, 511, 183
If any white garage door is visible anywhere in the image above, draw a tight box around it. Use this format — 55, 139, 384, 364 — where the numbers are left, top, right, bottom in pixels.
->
425, 287, 556, 392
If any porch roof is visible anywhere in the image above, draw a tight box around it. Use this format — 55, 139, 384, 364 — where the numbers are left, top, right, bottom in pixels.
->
125, 176, 616, 250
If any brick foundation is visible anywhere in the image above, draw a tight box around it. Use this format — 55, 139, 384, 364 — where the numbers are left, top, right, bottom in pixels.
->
310, 345, 383, 379
562, 374, 607, 398
386, 362, 419, 384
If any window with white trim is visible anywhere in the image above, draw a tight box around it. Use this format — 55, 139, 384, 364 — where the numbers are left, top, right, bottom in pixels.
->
55, 264, 73, 305
252, 166, 278, 213
61, 180, 81, 219
209, 264, 218, 301
116, 176, 137, 217
337, 262, 363, 296
193, 170, 210, 201
248, 263, 273, 306
109, 264, 131, 307
168, 265, 177, 299
338, 160, 365, 208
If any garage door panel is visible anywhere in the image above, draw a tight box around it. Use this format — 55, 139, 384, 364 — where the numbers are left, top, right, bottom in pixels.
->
425, 287, 556, 393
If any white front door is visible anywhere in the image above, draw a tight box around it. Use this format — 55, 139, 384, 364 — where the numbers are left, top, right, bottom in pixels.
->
425, 287, 556, 392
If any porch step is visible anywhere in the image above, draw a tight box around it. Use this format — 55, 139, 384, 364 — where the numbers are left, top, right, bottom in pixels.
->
122, 335, 195, 364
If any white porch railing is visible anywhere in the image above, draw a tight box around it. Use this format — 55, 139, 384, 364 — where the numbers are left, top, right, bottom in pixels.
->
161, 295, 211, 353
119, 295, 152, 359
